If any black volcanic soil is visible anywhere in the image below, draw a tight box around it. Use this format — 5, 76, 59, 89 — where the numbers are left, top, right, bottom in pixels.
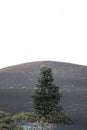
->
0, 61, 87, 130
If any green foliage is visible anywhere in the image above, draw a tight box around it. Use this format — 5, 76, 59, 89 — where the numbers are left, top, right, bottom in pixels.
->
47, 111, 71, 124
13, 111, 71, 124
0, 107, 71, 125
33, 67, 61, 120
0, 109, 22, 130
14, 112, 38, 122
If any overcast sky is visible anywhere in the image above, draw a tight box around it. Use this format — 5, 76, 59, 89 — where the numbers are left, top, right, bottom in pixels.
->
0, 0, 87, 68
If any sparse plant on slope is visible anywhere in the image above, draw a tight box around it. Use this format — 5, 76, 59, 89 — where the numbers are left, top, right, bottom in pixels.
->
32, 67, 71, 124
33, 67, 61, 120
0, 109, 22, 130
14, 112, 38, 122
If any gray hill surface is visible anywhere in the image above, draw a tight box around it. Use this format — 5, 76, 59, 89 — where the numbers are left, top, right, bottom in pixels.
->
0, 61, 87, 130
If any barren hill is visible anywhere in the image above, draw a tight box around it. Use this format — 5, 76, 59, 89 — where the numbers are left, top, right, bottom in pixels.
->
0, 61, 87, 89
0, 61, 87, 129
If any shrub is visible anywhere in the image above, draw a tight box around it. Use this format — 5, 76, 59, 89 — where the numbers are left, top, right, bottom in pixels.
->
14, 112, 38, 122
47, 111, 71, 124
0, 109, 22, 130
14, 111, 71, 124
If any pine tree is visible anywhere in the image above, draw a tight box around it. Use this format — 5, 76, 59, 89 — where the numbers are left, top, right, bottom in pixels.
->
33, 67, 61, 120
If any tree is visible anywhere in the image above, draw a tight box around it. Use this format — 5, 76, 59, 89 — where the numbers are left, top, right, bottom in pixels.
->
33, 67, 61, 120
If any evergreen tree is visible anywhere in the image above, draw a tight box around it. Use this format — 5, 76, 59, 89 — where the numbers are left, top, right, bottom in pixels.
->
33, 67, 61, 120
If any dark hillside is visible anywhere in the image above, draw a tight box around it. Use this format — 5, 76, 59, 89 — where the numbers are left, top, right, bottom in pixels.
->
0, 61, 87, 129
0, 61, 87, 89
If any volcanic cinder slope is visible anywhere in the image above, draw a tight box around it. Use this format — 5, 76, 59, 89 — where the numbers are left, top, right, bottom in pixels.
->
0, 61, 87, 130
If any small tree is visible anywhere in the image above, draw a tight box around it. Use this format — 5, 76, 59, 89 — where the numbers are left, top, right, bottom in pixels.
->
33, 67, 61, 120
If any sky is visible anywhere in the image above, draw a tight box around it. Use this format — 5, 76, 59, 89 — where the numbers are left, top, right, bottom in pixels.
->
0, 0, 87, 68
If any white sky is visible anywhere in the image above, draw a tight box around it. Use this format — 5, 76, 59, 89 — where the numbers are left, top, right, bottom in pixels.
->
0, 0, 87, 68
